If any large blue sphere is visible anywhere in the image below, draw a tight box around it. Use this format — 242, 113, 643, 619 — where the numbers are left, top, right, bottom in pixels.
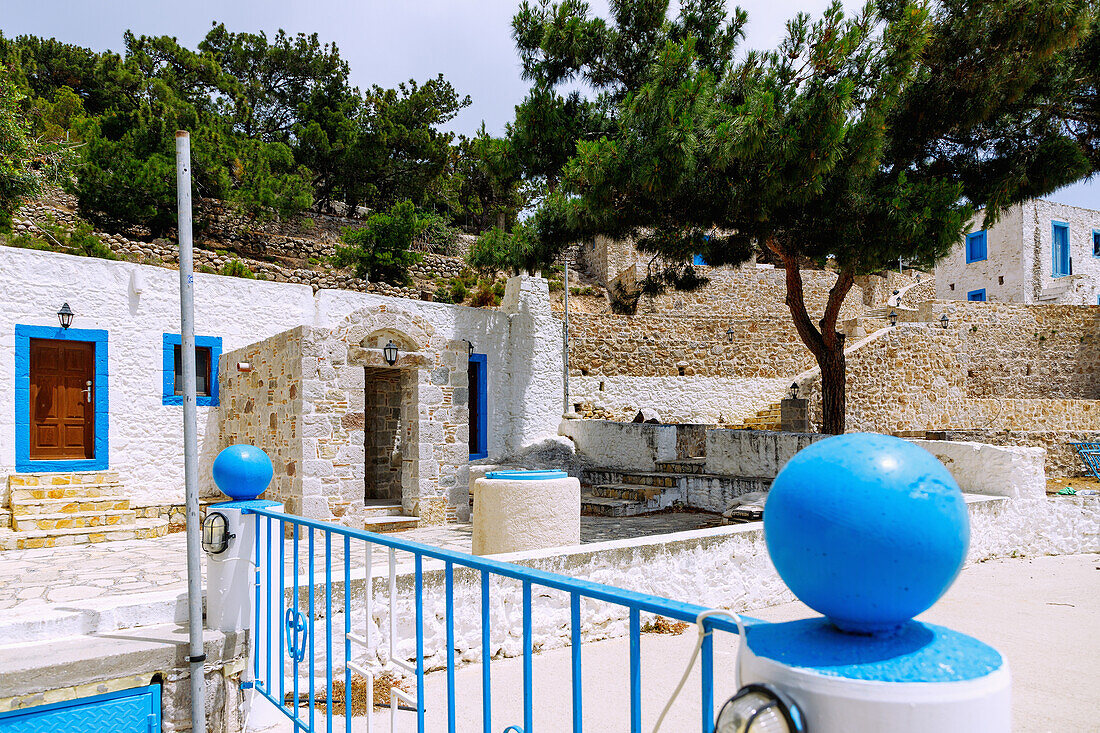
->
764, 433, 969, 634
212, 444, 274, 501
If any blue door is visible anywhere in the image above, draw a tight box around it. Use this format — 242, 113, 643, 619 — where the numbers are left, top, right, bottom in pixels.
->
1052, 221, 1071, 277
0, 685, 160, 733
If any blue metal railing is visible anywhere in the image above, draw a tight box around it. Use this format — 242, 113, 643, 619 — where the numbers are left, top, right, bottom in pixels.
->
242, 506, 744, 733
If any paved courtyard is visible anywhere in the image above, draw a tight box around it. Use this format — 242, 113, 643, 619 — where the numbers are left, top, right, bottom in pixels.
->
0, 511, 724, 612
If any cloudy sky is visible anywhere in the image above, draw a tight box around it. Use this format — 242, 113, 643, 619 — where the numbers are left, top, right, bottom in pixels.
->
3, 0, 1095, 207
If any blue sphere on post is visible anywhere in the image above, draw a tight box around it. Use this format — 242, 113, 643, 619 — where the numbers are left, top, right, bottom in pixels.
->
764, 433, 969, 634
212, 444, 274, 501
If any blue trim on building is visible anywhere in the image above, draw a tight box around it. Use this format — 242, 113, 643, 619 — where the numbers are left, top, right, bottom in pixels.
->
469, 353, 488, 460
967, 288, 986, 302
1052, 220, 1071, 277
964, 230, 987, 263
1092, 229, 1099, 258
162, 333, 222, 406
14, 324, 109, 473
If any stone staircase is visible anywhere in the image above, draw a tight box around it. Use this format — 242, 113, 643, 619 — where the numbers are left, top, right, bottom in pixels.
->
582, 458, 706, 517
1, 472, 169, 550
727, 403, 783, 431
363, 501, 418, 533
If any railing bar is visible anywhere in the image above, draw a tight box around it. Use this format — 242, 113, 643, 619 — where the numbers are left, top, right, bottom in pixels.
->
243, 508, 747, 633
388, 546, 397, 733
389, 658, 416, 676
445, 562, 456, 733
251, 684, 312, 732
347, 661, 373, 677
571, 593, 581, 733
480, 570, 491, 733
266, 516, 273, 695
522, 580, 533, 733
280, 519, 286, 707
365, 543, 373, 733
629, 607, 641, 733
392, 688, 418, 706
253, 512, 261, 685
346, 632, 368, 646
415, 554, 426, 733
293, 525, 299, 717
701, 622, 714, 733
343, 534, 352, 733
326, 532, 333, 732
308, 528, 315, 733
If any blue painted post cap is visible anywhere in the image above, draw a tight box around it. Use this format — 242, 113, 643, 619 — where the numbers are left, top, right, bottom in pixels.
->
764, 433, 969, 634
484, 470, 569, 480
212, 444, 274, 501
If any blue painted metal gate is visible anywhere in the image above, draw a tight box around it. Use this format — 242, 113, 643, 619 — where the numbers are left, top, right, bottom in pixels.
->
0, 685, 160, 733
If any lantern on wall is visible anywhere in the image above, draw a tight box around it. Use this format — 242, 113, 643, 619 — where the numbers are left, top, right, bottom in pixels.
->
726, 326, 735, 343
383, 340, 399, 366
57, 303, 74, 329
940, 313, 950, 329
201, 511, 234, 555
888, 311, 898, 326
789, 382, 798, 400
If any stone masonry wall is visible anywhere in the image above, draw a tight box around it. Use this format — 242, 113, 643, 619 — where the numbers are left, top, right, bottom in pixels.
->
364, 368, 403, 502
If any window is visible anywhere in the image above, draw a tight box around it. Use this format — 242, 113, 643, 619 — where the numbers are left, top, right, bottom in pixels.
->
967, 289, 986, 302
692, 254, 707, 267
965, 231, 987, 263
1093, 230, 1099, 258
162, 334, 222, 406
468, 354, 488, 460
1052, 221, 1071, 277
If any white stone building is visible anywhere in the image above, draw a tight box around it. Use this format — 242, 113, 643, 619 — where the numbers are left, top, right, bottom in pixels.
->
935, 199, 1100, 305
0, 246, 564, 532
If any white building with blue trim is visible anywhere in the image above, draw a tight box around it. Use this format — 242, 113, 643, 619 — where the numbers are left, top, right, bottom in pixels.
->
934, 199, 1099, 305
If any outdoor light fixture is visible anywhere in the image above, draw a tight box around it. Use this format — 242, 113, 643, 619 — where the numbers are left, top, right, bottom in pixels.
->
940, 313, 950, 329
715, 683, 805, 733
236, 362, 253, 373
726, 326, 735, 343
383, 340, 399, 366
889, 310, 898, 326
464, 339, 474, 358
789, 382, 798, 400
57, 302, 74, 329
201, 511, 234, 555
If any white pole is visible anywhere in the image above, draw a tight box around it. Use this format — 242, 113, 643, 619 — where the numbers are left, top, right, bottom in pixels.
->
562, 257, 571, 415
175, 130, 206, 732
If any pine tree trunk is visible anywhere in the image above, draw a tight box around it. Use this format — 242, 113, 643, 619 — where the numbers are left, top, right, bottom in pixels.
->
817, 339, 847, 435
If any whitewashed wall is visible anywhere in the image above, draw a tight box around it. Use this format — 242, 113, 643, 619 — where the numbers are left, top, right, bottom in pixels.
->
570, 375, 790, 425
935, 200, 1099, 305
0, 247, 564, 507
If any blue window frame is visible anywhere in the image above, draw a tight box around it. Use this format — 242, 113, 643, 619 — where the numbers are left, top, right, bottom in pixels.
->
1052, 221, 1071, 277
468, 353, 488, 460
15, 324, 109, 472
162, 333, 222, 406
1092, 229, 1099, 258
964, 231, 987, 263
967, 289, 986, 302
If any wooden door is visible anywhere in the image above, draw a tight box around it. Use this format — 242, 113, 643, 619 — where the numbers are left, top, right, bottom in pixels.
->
30, 339, 95, 460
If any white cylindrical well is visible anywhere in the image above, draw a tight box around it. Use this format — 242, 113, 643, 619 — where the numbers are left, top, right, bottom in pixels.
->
472, 470, 580, 555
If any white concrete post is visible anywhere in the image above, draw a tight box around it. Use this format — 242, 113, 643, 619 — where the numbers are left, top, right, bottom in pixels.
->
205, 500, 285, 730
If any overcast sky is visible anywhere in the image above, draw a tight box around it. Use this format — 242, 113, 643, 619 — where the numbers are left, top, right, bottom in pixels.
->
3, 0, 1095, 207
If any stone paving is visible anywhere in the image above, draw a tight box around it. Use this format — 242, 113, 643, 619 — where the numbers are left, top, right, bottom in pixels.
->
0, 512, 725, 613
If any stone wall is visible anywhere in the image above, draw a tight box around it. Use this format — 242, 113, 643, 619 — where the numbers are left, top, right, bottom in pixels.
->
931, 430, 1100, 479
364, 368, 404, 502
570, 375, 789, 425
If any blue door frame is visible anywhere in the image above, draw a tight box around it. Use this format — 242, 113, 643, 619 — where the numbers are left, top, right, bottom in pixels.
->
0, 684, 160, 733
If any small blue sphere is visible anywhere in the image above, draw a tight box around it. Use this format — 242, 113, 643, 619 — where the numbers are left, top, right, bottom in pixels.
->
764, 433, 969, 634
212, 444, 274, 501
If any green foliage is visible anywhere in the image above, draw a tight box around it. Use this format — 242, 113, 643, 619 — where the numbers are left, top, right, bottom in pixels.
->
220, 258, 254, 278
416, 209, 462, 255
332, 200, 425, 285
7, 220, 115, 259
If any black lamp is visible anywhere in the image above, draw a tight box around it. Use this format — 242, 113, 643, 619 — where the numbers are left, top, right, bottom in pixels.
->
940, 313, 949, 329
889, 310, 898, 326
57, 303, 74, 329
789, 382, 798, 400
201, 511, 234, 555
465, 339, 474, 358
726, 326, 735, 343
383, 340, 399, 366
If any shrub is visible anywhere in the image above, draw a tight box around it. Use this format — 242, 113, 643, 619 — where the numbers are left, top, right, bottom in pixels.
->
220, 259, 255, 278
332, 200, 424, 286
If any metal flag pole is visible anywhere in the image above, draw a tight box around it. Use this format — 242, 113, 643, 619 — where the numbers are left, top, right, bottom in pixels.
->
175, 130, 206, 732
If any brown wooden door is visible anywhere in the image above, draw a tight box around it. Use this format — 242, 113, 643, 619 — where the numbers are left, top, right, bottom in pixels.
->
30, 339, 95, 460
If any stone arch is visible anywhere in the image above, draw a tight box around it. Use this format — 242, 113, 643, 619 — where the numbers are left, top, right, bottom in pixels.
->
334, 305, 435, 353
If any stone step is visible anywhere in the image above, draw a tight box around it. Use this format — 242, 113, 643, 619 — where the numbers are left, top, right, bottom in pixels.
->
605, 471, 681, 488
589, 483, 668, 502
362, 503, 405, 518
580, 495, 648, 517
0, 518, 169, 550
11, 509, 136, 532
10, 486, 120, 502
7, 471, 121, 488
0, 511, 9, 530
655, 458, 706, 474
363, 516, 419, 533
10, 497, 130, 516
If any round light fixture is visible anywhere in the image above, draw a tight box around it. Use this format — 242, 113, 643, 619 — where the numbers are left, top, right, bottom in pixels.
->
383, 339, 399, 366
201, 511, 235, 555
715, 683, 805, 733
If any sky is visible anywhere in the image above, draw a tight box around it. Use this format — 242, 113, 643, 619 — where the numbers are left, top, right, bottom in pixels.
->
2, 0, 1096, 208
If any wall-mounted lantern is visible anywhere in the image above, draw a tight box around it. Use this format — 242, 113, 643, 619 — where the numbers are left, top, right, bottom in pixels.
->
57, 303, 74, 329
726, 326, 735, 343
464, 339, 474, 358
383, 340, 399, 366
789, 382, 799, 400
940, 313, 950, 329
201, 511, 234, 555
888, 311, 898, 327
